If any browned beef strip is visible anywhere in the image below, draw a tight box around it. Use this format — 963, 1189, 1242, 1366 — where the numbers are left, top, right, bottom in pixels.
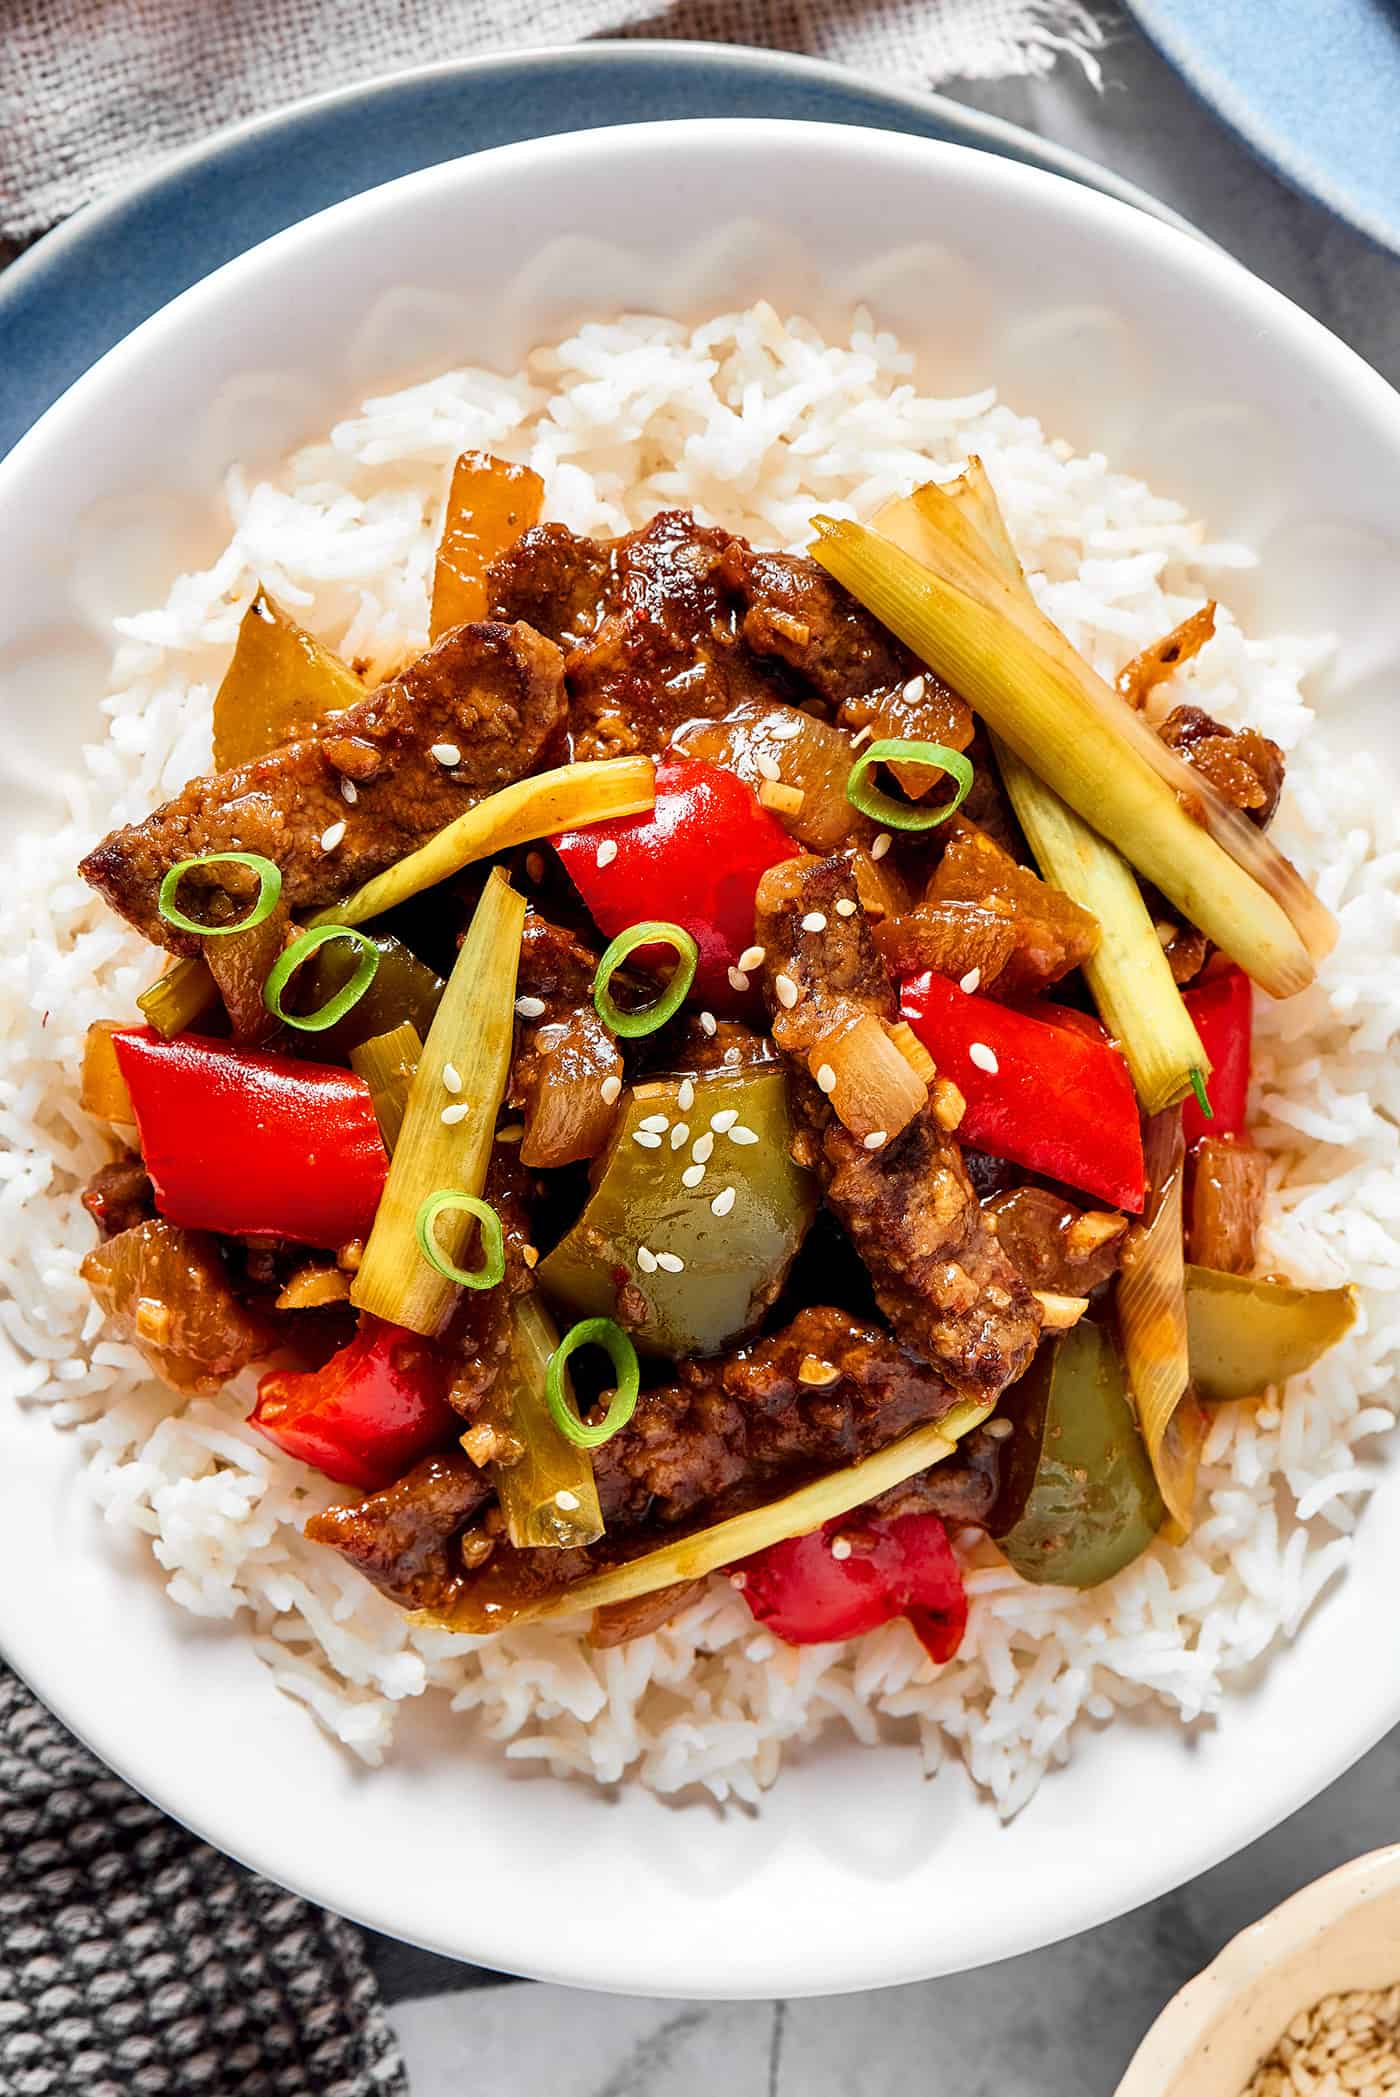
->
716, 542, 914, 709
1158, 702, 1285, 828
509, 913, 621, 1167
445, 1143, 537, 1420
981, 1186, 1127, 1297
754, 854, 1041, 1399
305, 1451, 493, 1614
306, 1304, 991, 1614
82, 1154, 155, 1239
81, 1217, 273, 1393
80, 621, 566, 951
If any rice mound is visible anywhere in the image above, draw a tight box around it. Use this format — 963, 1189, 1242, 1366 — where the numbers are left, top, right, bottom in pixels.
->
4, 304, 1397, 1815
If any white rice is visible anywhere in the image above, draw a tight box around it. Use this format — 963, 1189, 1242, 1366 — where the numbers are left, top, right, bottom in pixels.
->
4, 303, 1397, 1815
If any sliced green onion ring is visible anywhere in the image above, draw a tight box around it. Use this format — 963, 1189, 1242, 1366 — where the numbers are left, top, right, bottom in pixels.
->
1189, 1067, 1214, 1121
263, 922, 381, 1032
845, 739, 974, 832
593, 921, 698, 1039
545, 1317, 641, 1449
157, 851, 282, 938
413, 1190, 505, 1292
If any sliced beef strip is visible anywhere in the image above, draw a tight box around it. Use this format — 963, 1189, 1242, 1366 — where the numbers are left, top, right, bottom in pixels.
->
754, 853, 1041, 1400
80, 621, 566, 951
981, 1185, 1127, 1297
307, 1304, 990, 1615
81, 1154, 155, 1239
1158, 703, 1285, 828
509, 912, 621, 1167
445, 1143, 538, 1420
716, 542, 915, 711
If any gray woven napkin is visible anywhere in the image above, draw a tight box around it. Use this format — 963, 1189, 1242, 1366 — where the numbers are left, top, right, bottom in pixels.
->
0, 0, 1104, 239
0, 1669, 408, 2097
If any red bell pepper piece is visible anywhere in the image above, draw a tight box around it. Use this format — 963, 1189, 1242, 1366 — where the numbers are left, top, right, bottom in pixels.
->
250, 1316, 456, 1488
1182, 967, 1252, 1147
552, 756, 798, 1009
899, 971, 1146, 1213
112, 1028, 387, 1247
737, 1511, 968, 1664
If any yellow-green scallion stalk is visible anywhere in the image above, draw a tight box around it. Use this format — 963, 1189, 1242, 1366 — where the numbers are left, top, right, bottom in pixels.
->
351, 868, 524, 1336
488, 1296, 605, 1552
136, 955, 219, 1037
349, 1021, 423, 1154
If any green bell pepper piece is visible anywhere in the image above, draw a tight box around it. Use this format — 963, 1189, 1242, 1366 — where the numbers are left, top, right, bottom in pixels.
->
294, 931, 444, 1058
1186, 1264, 1356, 1402
538, 1066, 816, 1358
992, 1320, 1164, 1589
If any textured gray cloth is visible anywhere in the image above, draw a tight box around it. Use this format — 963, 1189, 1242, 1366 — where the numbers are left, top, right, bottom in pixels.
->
0, 1669, 408, 2097
0, 0, 1104, 239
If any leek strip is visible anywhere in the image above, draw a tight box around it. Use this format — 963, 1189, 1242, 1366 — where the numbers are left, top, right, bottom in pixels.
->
1118, 1113, 1205, 1538
865, 476, 1336, 970
467, 1398, 990, 1628
489, 1297, 605, 1552
349, 1022, 423, 1153
136, 955, 218, 1037
311, 757, 655, 930
811, 516, 1320, 999
876, 467, 1209, 1110
351, 868, 524, 1335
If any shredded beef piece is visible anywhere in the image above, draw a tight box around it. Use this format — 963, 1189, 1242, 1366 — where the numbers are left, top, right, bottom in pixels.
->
304, 1451, 493, 1614
81, 1154, 154, 1239
588, 1582, 708, 1649
446, 1145, 537, 1419
982, 1186, 1127, 1296
754, 854, 1041, 1398
1158, 703, 1285, 828
309, 1306, 995, 1616
80, 622, 566, 950
81, 1217, 272, 1393
662, 1014, 776, 1075
509, 913, 621, 1167
717, 542, 914, 710
867, 1421, 1004, 1526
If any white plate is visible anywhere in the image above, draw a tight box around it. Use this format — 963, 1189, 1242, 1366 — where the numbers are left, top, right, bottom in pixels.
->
1, 120, 1398, 1998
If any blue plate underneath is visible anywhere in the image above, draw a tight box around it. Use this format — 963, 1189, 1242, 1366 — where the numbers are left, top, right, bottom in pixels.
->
0, 40, 1190, 465
1126, 0, 1400, 258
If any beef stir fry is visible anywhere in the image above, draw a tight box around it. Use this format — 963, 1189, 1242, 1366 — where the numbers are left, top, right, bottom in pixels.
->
74, 451, 1355, 1662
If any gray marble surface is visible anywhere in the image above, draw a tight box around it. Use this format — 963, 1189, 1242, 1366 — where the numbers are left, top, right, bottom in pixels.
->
365, 9, 1400, 2092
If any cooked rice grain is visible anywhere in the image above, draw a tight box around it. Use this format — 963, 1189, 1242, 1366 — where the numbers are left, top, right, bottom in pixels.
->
3, 303, 1397, 1811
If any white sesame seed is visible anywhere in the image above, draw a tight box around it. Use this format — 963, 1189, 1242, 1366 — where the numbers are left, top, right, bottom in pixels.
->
655, 1251, 685, 1274
830, 1535, 853, 1561
681, 1164, 706, 1189
727, 966, 751, 993
699, 1011, 717, 1037
870, 832, 892, 861
772, 717, 804, 740
555, 1489, 580, 1510
440, 1102, 469, 1126
969, 1041, 999, 1075
710, 1109, 739, 1133
756, 752, 782, 782
850, 723, 874, 749
903, 674, 926, 704
816, 1063, 837, 1094
738, 944, 766, 972
692, 1132, 715, 1164
639, 1113, 669, 1133
983, 1417, 1014, 1442
677, 1078, 696, 1111
960, 968, 982, 994
600, 1073, 622, 1106
730, 1571, 747, 1590
774, 973, 799, 1010
340, 778, 358, 805
670, 1122, 690, 1150
711, 1186, 736, 1217
632, 1129, 663, 1149
596, 838, 618, 868
835, 898, 857, 918
800, 911, 827, 933
727, 1126, 759, 1145
863, 1129, 888, 1150
526, 851, 545, 884
515, 995, 546, 1019
431, 742, 461, 767
723, 1046, 742, 1066
319, 820, 346, 853
636, 1245, 658, 1273
441, 1062, 462, 1094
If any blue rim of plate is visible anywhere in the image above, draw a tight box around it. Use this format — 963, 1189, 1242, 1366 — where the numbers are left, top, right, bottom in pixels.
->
0, 40, 1197, 466
1124, 0, 1400, 260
